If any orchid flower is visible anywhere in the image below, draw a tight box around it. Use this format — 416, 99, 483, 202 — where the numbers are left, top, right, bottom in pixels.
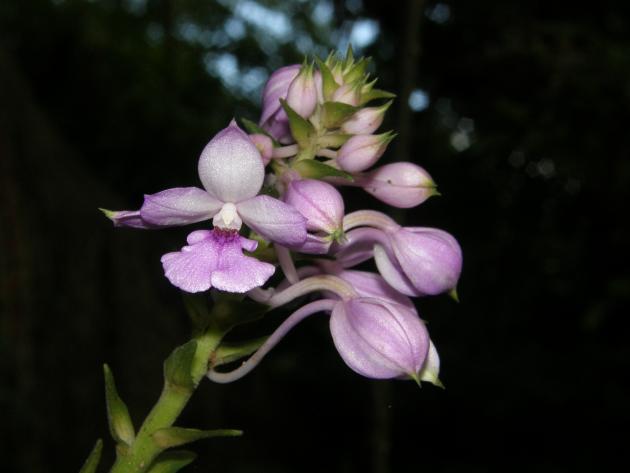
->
103, 121, 307, 293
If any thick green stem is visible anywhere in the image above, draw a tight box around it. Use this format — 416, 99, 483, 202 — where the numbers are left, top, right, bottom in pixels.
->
109, 330, 223, 473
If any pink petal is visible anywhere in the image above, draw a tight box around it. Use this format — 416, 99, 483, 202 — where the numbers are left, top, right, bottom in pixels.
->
161, 235, 220, 293
198, 121, 265, 202
161, 229, 275, 293
140, 187, 222, 226
101, 209, 156, 229
237, 195, 307, 246
336, 270, 416, 313
373, 244, 422, 297
260, 64, 301, 124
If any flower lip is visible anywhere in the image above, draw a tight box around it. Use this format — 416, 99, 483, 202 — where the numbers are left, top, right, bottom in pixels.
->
210, 227, 240, 241
161, 228, 275, 293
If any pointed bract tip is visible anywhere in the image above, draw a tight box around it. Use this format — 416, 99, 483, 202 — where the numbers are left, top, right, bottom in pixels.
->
99, 208, 116, 220
449, 287, 460, 303
225, 429, 244, 437
434, 378, 446, 389
330, 228, 347, 244
381, 131, 397, 144
410, 372, 423, 388
345, 44, 355, 66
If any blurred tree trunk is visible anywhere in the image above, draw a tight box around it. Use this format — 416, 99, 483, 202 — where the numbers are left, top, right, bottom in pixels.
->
395, 0, 425, 164
161, 0, 175, 85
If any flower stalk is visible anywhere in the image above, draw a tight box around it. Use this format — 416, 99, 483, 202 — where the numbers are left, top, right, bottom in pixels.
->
109, 327, 225, 473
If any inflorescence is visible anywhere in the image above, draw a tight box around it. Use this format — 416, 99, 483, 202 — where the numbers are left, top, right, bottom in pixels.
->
102, 48, 462, 385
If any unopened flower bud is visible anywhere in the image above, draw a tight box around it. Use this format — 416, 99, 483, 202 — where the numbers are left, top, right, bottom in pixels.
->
375, 227, 462, 297
249, 133, 274, 165
329, 60, 345, 86
286, 63, 319, 119
284, 179, 344, 235
260, 64, 301, 143
343, 57, 370, 84
341, 101, 391, 135
360, 162, 438, 208
330, 297, 430, 380
336, 132, 395, 173
331, 82, 362, 106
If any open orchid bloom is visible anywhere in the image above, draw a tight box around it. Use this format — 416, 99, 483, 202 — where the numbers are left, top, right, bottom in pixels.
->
104, 121, 307, 293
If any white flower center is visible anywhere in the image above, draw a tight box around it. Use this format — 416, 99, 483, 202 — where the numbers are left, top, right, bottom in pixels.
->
213, 202, 242, 230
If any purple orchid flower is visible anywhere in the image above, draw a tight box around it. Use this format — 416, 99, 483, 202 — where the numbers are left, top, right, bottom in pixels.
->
103, 121, 307, 293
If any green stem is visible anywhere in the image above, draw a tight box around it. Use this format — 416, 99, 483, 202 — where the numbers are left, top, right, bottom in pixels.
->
109, 329, 223, 473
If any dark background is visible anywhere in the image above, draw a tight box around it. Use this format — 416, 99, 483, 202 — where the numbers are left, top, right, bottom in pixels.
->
1, 1, 629, 472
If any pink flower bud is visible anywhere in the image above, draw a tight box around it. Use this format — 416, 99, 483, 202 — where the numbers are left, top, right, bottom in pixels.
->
375, 227, 463, 297
286, 63, 319, 119
314, 69, 324, 104
341, 101, 391, 134
284, 178, 344, 234
360, 162, 438, 208
330, 297, 430, 380
248, 133, 274, 165
336, 132, 395, 173
329, 60, 345, 85
260, 64, 300, 143
331, 82, 361, 106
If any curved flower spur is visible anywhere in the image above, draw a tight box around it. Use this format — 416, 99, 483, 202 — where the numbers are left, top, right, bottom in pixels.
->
102, 120, 307, 293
